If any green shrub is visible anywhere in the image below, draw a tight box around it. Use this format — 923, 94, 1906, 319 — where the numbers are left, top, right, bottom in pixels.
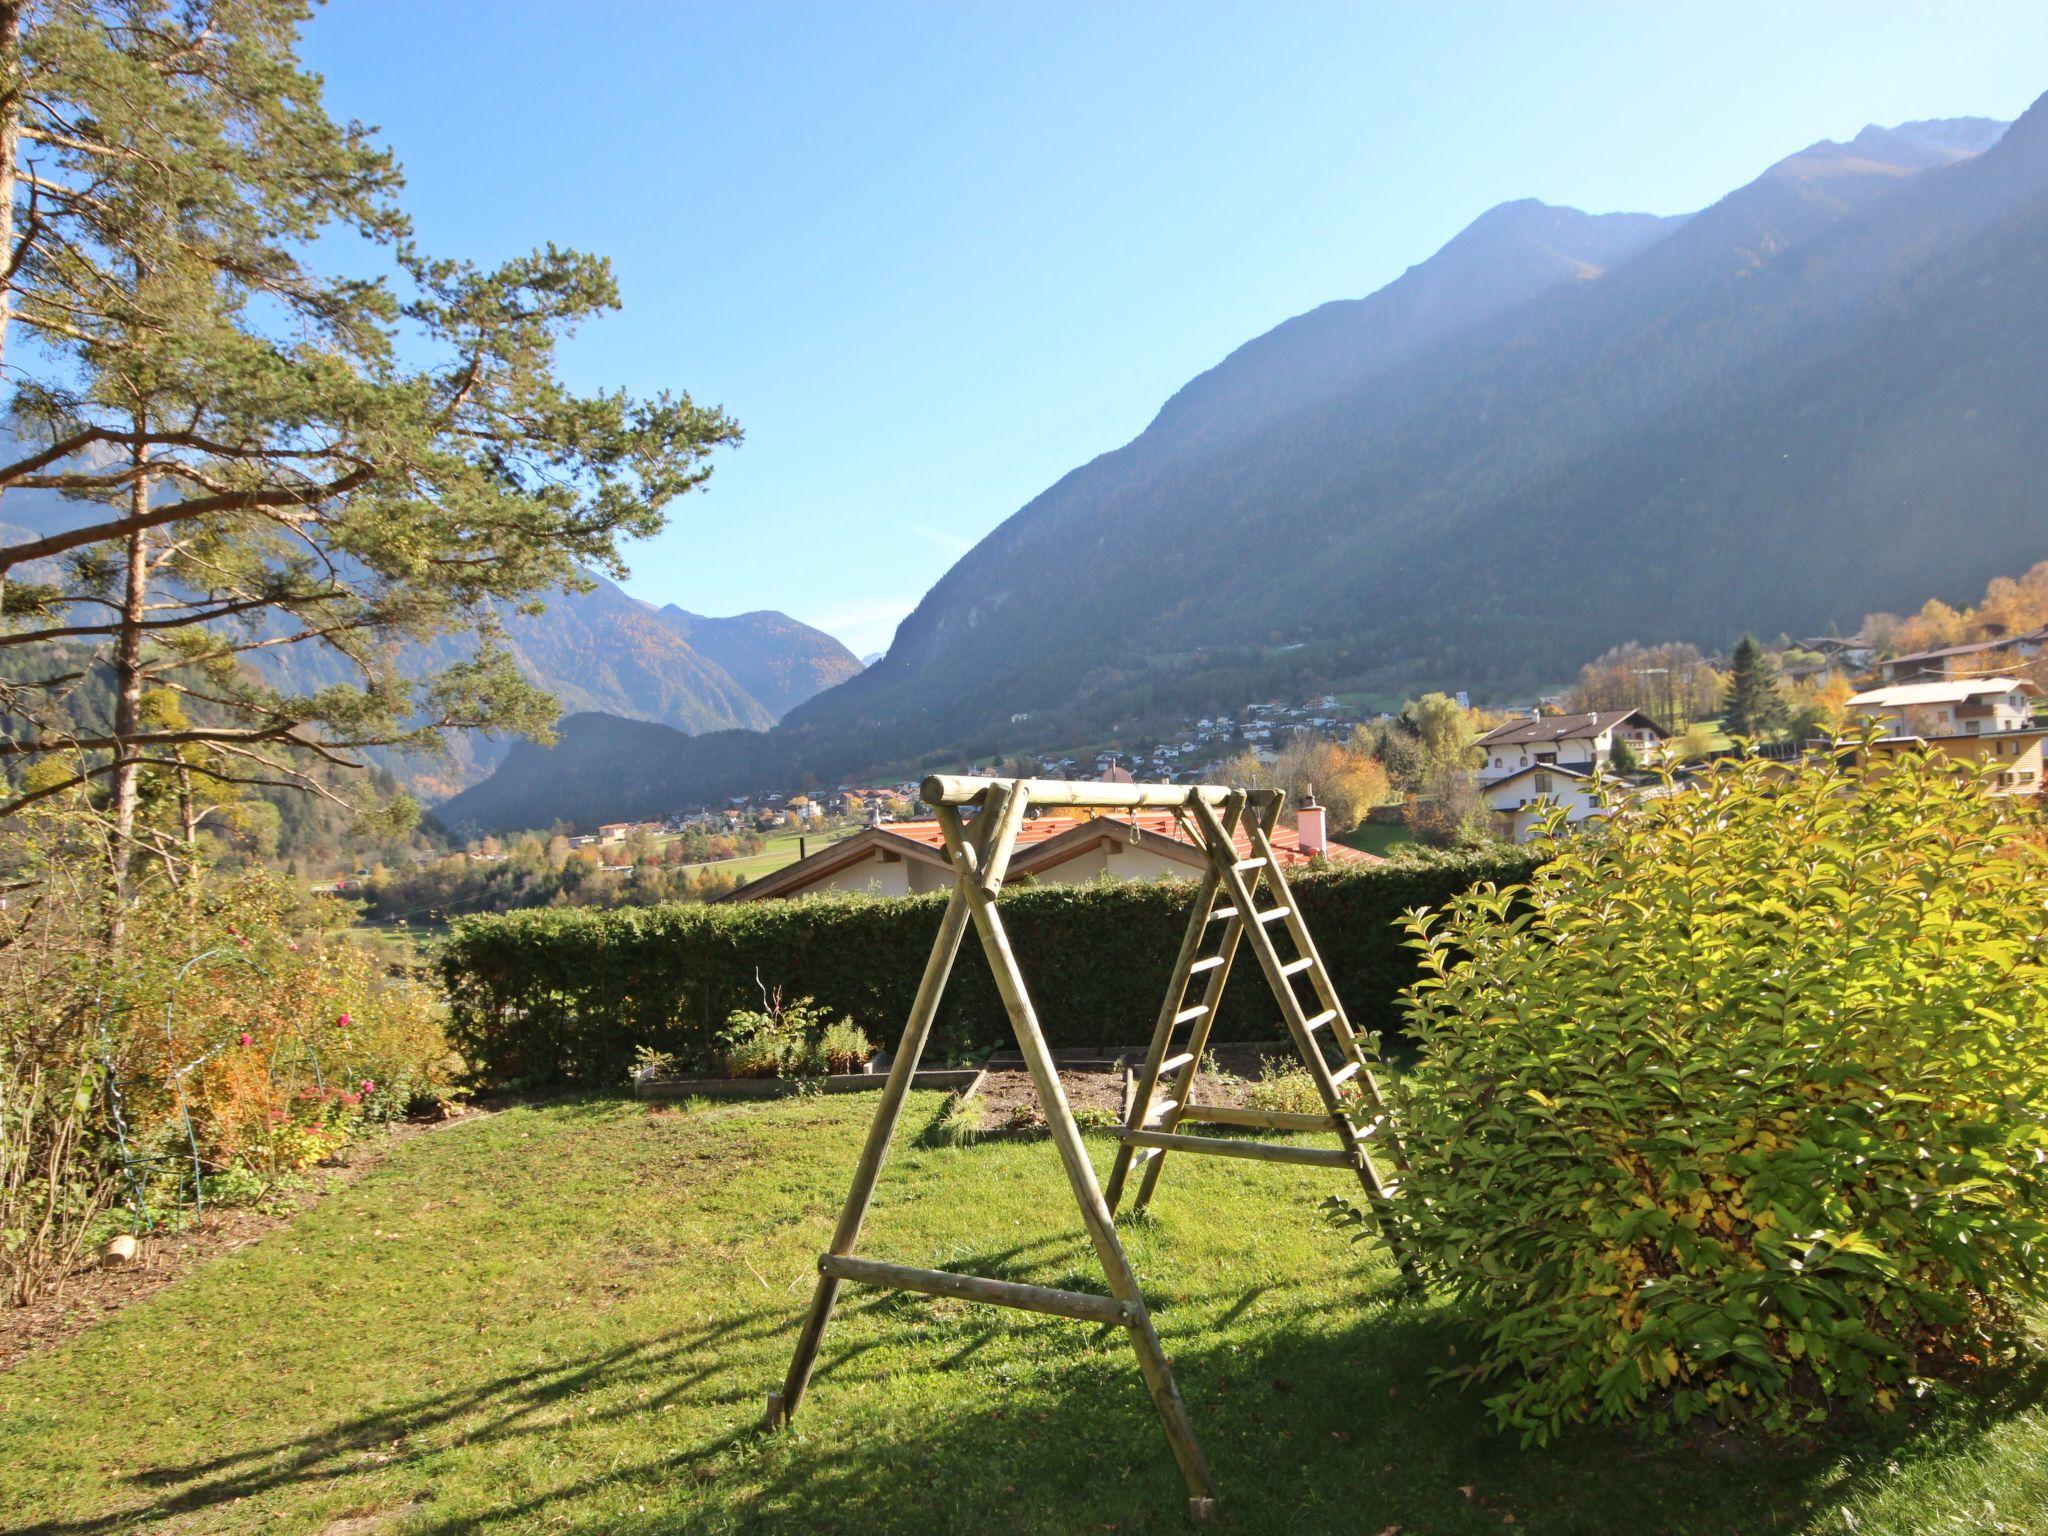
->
815, 1020, 873, 1075
1391, 751, 2048, 1442
1242, 1055, 1333, 1118
438, 849, 1538, 1088
714, 994, 874, 1079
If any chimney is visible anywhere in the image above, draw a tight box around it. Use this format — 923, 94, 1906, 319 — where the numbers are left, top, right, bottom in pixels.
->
1296, 785, 1327, 857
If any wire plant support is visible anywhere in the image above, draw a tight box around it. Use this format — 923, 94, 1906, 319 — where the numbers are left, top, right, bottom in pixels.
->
763, 775, 1414, 1522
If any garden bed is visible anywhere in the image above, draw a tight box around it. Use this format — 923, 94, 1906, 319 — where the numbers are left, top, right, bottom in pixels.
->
633, 1064, 984, 1101
965, 1042, 1305, 1133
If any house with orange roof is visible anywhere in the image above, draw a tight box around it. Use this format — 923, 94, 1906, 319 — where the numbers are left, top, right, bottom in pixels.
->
719, 797, 1373, 902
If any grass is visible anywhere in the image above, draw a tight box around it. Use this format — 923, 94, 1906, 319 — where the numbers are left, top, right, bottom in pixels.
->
1336, 821, 1421, 859
675, 829, 818, 881
3, 1094, 2045, 1534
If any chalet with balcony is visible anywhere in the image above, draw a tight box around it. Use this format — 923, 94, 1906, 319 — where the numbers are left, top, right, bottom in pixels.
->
1843, 677, 2047, 795
1475, 709, 1667, 785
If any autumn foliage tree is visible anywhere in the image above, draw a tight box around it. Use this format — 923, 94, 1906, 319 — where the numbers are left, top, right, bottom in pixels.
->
1222, 730, 1390, 834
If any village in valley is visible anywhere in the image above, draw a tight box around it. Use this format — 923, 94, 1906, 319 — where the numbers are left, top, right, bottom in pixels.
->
381, 615, 2048, 922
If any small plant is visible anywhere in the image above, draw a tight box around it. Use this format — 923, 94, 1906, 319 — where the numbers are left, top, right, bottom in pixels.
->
720, 1032, 793, 1080
631, 1045, 679, 1083
933, 1091, 991, 1146
1243, 1055, 1331, 1118
717, 980, 864, 1080
815, 1020, 873, 1075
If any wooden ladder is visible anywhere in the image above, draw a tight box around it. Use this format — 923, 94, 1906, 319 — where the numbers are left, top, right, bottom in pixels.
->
1102, 790, 1416, 1282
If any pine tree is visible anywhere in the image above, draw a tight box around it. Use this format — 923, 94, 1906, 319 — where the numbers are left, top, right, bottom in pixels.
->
1721, 635, 1787, 740
0, 2, 739, 921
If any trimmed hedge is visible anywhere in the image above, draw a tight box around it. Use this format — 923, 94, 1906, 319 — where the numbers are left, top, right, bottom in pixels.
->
438, 848, 1540, 1089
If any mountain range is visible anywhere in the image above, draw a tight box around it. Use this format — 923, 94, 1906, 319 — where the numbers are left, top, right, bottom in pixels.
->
0, 477, 861, 800
97, 93, 2048, 835
408, 577, 861, 799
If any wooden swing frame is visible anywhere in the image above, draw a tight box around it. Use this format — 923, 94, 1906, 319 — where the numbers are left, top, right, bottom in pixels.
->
764, 775, 1411, 1521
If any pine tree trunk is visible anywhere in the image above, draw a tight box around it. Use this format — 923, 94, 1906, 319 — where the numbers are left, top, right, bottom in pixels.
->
106, 438, 151, 946
0, 1, 22, 616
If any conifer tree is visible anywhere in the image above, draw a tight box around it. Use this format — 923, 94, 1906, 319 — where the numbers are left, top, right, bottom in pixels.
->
1720, 634, 1787, 740
0, 2, 740, 915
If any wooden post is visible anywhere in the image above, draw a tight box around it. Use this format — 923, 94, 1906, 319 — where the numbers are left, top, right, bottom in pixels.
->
934, 798, 1219, 1509
766, 786, 1014, 1429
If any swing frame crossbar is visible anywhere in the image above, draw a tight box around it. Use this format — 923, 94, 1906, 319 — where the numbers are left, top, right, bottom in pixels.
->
763, 774, 1412, 1523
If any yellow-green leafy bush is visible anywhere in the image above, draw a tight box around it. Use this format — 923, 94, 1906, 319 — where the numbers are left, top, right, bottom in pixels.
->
1392, 751, 2048, 1442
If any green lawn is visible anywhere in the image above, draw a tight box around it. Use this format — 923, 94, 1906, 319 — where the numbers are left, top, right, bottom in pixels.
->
4, 1095, 2045, 1534
1337, 821, 1421, 859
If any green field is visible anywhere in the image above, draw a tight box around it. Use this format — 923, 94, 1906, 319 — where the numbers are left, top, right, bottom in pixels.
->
1336, 821, 1421, 859
4, 1094, 2044, 1534
677, 828, 818, 882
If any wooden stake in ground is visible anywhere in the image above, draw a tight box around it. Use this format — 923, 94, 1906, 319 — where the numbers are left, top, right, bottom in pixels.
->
765, 774, 1411, 1522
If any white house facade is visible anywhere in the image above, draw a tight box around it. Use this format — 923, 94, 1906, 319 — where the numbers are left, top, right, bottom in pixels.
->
1475, 709, 1667, 785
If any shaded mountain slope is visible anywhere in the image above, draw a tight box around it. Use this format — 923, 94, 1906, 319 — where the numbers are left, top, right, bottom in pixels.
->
443, 102, 2048, 830
654, 604, 863, 718
778, 103, 2044, 764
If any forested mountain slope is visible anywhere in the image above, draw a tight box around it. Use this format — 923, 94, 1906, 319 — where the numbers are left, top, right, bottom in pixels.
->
776, 108, 2038, 770
442, 103, 2048, 830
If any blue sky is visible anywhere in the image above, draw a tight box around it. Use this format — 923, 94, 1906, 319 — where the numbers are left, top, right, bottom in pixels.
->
301, 3, 2048, 658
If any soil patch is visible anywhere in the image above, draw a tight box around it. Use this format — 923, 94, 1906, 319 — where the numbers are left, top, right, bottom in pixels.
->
972, 1065, 1127, 1130
0, 1111, 470, 1371
968, 1042, 1302, 1132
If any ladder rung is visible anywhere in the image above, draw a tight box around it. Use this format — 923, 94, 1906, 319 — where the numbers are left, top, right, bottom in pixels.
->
1188, 956, 1226, 974
1143, 1097, 1181, 1124
818, 1254, 1131, 1324
1173, 1004, 1209, 1025
1233, 857, 1268, 872
1117, 1128, 1356, 1170
1279, 957, 1314, 977
1328, 1061, 1362, 1089
1302, 1008, 1336, 1033
1157, 1051, 1196, 1076
1208, 906, 1239, 923
1255, 906, 1292, 925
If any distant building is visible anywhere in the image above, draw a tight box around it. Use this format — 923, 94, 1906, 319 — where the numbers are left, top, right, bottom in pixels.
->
1479, 763, 1612, 844
720, 807, 1374, 902
1844, 677, 2046, 795
1878, 629, 2047, 685
1475, 709, 1668, 784
1799, 636, 1878, 670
